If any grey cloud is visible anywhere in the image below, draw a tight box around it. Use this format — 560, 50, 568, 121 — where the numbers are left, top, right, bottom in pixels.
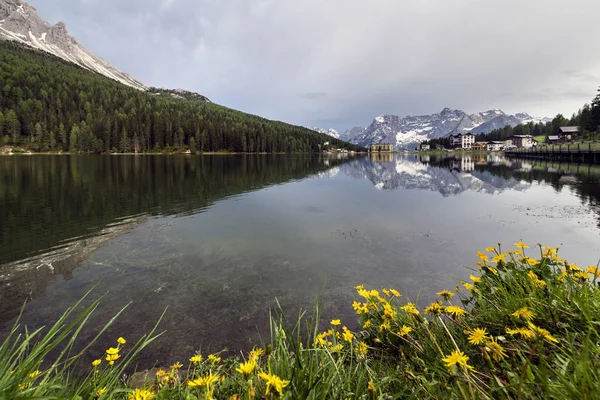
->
29, 0, 600, 130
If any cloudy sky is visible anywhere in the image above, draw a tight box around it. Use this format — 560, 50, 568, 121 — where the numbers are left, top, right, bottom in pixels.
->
29, 0, 600, 130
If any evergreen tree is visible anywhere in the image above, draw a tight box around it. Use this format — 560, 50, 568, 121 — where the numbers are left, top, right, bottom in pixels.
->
189, 137, 196, 154
69, 124, 80, 152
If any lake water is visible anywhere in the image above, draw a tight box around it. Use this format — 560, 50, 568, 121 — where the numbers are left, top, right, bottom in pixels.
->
1, 154, 599, 368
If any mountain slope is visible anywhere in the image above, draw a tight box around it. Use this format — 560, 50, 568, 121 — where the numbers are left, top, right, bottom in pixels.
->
0, 0, 147, 90
0, 41, 364, 153
333, 109, 550, 150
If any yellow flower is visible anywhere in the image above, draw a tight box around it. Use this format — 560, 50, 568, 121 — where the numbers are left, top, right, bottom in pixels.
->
475, 261, 484, 266
587, 266, 599, 276
485, 266, 499, 275
505, 327, 535, 339
331, 344, 343, 352
169, 362, 183, 370
515, 241, 530, 249
379, 320, 391, 332
96, 387, 108, 397
106, 354, 121, 363
527, 270, 546, 287
352, 301, 368, 314
330, 319, 341, 326
469, 274, 481, 283
436, 290, 454, 301
208, 354, 221, 364
18, 382, 31, 390
249, 348, 264, 362
189, 355, 203, 365
514, 250, 523, 256
362, 320, 372, 329
92, 359, 102, 367
382, 302, 397, 320
390, 289, 401, 297
524, 257, 540, 266
491, 253, 507, 263
29, 370, 42, 379
127, 389, 155, 400
398, 325, 412, 337
356, 341, 368, 357
445, 306, 466, 318
485, 247, 497, 253
568, 264, 583, 272
155, 369, 168, 377
401, 303, 420, 316
477, 251, 489, 262
485, 338, 507, 361
512, 307, 535, 321
544, 246, 557, 254
368, 381, 377, 396
117, 337, 126, 345
105, 347, 119, 355
574, 271, 591, 280
382, 288, 390, 296
188, 373, 220, 388
342, 326, 354, 342
236, 359, 257, 379
466, 328, 489, 345
442, 350, 474, 372
355, 284, 365, 290
462, 281, 475, 292
424, 301, 445, 316
258, 371, 290, 397
528, 323, 559, 343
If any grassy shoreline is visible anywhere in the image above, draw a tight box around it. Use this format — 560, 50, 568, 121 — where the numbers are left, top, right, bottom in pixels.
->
2, 242, 599, 399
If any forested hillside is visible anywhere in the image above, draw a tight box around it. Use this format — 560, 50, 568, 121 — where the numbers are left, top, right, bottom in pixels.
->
0, 41, 363, 153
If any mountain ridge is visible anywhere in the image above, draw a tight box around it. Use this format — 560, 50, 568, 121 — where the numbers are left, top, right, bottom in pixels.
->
319, 109, 550, 149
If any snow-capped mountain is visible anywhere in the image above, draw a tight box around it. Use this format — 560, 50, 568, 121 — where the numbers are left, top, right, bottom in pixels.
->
312, 128, 340, 139
336, 108, 550, 150
0, 0, 147, 90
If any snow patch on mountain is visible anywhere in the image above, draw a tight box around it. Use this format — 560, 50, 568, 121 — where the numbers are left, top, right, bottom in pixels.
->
0, 0, 147, 90
312, 127, 340, 139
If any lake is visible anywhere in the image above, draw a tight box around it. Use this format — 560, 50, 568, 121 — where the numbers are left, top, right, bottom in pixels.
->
1, 154, 599, 368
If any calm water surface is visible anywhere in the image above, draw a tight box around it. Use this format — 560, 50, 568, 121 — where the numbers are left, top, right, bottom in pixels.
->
1, 154, 599, 367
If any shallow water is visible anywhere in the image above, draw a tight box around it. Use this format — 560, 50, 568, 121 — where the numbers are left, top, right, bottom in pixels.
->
1, 154, 599, 367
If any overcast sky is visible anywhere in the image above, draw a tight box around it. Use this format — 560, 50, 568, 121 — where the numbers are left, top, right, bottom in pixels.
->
29, 0, 600, 130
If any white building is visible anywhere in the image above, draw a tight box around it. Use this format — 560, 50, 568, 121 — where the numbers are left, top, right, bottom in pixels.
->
510, 135, 535, 148
449, 133, 475, 149
486, 141, 504, 152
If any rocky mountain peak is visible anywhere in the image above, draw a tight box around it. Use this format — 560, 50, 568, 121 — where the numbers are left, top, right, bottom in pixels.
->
0, 0, 147, 90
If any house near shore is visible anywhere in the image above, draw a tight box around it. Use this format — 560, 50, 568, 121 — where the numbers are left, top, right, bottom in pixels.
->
449, 133, 475, 149
557, 126, 579, 142
486, 141, 504, 152
509, 135, 535, 148
418, 143, 431, 151
472, 142, 487, 151
370, 143, 394, 152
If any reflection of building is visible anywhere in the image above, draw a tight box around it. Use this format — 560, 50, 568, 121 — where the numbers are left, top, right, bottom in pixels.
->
370, 152, 393, 163
510, 135, 534, 148
449, 133, 475, 149
370, 144, 394, 152
450, 156, 474, 172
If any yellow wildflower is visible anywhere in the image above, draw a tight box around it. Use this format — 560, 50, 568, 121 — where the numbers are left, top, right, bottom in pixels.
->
485, 247, 496, 253
117, 337, 126, 345
587, 266, 599, 276
437, 290, 454, 301
462, 281, 475, 292
424, 301, 444, 316
574, 271, 591, 280
29, 370, 41, 379
485, 266, 499, 275
169, 362, 183, 370
330, 319, 341, 326
106, 354, 121, 365
96, 387, 108, 397
258, 371, 290, 397
383, 302, 397, 320
569, 264, 583, 272
355, 284, 364, 290
368, 381, 377, 396
475, 261, 484, 266
189, 355, 203, 365
469, 274, 481, 283
398, 325, 412, 337
155, 369, 167, 377
477, 251, 489, 262
236, 359, 257, 379
342, 326, 354, 342
92, 359, 102, 367
105, 347, 119, 355
331, 344, 343, 352
356, 341, 368, 357
512, 307, 535, 321
382, 288, 390, 296
485, 338, 507, 361
514, 250, 523, 256
379, 320, 391, 332
390, 289, 401, 297
445, 306, 467, 318
505, 327, 535, 339
527, 270, 546, 287
188, 373, 220, 388
357, 288, 370, 299
208, 354, 221, 364
466, 328, 489, 345
515, 241, 529, 249
352, 301, 368, 314
544, 246, 557, 254
362, 320, 372, 329
127, 389, 155, 400
18, 382, 31, 390
491, 253, 507, 263
442, 350, 474, 372
401, 303, 420, 316
249, 348, 264, 362
528, 323, 559, 343
524, 257, 540, 266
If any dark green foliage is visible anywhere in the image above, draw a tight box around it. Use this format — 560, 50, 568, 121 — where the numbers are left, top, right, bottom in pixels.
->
0, 41, 363, 153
